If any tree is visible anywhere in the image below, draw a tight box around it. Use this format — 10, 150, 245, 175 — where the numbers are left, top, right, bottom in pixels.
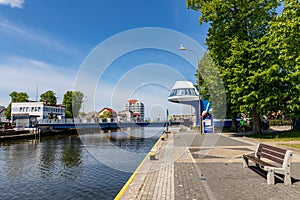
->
5, 91, 29, 120
99, 110, 112, 119
40, 90, 57, 105
196, 52, 226, 119
62, 91, 84, 118
261, 0, 300, 116
187, 0, 280, 133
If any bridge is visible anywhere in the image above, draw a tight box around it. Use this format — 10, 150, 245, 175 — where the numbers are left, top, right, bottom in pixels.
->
36, 121, 181, 130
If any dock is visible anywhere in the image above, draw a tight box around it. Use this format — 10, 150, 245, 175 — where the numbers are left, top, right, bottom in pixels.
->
116, 127, 300, 200
0, 130, 37, 141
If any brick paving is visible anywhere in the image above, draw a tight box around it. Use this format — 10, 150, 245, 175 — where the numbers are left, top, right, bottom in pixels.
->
119, 127, 300, 200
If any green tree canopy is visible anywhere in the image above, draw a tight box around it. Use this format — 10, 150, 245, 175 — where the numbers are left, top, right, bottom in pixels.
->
62, 91, 84, 118
99, 110, 112, 119
40, 90, 57, 105
187, 0, 281, 133
5, 91, 29, 120
196, 52, 226, 119
9, 91, 29, 102
260, 0, 300, 116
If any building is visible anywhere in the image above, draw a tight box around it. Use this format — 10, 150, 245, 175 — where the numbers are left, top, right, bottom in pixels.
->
11, 101, 66, 120
98, 107, 117, 122
124, 99, 144, 121
168, 81, 211, 127
84, 111, 99, 122
117, 110, 133, 122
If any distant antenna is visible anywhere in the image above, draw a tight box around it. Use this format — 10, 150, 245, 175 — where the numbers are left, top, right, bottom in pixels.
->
36, 85, 38, 102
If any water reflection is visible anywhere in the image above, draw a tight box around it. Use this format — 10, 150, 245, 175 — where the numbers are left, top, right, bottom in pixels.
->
0, 127, 162, 199
38, 138, 58, 178
79, 127, 162, 173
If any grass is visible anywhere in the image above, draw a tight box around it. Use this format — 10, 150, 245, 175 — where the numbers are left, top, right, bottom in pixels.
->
247, 130, 300, 142
281, 144, 300, 150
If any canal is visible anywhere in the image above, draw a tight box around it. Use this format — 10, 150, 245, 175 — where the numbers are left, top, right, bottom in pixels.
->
0, 127, 164, 200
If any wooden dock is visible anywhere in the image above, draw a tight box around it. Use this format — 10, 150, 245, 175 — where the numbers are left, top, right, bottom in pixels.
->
0, 130, 37, 141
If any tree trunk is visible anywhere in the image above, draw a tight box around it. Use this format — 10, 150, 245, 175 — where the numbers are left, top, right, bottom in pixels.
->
251, 110, 261, 134
231, 116, 238, 132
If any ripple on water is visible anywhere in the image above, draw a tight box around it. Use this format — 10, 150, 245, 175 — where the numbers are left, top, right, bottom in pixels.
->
0, 128, 161, 199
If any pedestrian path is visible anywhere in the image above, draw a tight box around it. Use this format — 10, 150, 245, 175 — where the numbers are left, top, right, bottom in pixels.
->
117, 127, 300, 200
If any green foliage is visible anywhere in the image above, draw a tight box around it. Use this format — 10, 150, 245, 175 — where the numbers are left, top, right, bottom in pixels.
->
5, 91, 29, 120
5, 104, 11, 120
269, 120, 292, 126
260, 0, 300, 116
248, 129, 300, 141
99, 110, 112, 119
282, 144, 300, 150
62, 91, 84, 118
196, 52, 226, 119
65, 110, 72, 118
9, 91, 29, 102
40, 90, 57, 105
186, 0, 284, 133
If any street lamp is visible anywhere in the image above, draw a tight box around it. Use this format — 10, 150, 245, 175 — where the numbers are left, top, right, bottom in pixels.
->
179, 44, 203, 134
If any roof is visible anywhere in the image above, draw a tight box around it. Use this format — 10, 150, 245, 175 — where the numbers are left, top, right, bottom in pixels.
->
171, 81, 196, 90
99, 107, 116, 113
128, 99, 138, 103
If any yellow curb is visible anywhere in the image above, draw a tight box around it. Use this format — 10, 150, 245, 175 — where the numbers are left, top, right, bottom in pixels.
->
114, 131, 168, 200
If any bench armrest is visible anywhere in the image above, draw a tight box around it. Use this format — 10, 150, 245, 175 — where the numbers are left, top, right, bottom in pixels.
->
243, 152, 255, 157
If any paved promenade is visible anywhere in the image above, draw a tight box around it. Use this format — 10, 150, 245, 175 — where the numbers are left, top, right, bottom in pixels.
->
117, 127, 300, 200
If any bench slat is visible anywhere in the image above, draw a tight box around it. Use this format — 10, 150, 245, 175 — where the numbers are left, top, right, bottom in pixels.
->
258, 143, 286, 154
243, 154, 275, 167
258, 152, 284, 165
258, 148, 285, 160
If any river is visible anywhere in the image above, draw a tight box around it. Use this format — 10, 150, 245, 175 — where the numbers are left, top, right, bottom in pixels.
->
0, 127, 164, 200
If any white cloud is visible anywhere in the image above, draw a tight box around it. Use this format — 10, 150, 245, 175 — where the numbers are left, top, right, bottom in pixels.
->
0, 0, 24, 8
0, 55, 77, 106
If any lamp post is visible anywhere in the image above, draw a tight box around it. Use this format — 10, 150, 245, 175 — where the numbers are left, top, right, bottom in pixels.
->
179, 44, 203, 134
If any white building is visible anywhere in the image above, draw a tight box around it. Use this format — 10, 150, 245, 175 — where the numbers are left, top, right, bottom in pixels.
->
117, 110, 133, 122
11, 102, 65, 120
124, 99, 144, 120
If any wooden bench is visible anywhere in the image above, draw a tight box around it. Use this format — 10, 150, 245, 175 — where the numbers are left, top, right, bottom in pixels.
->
243, 143, 293, 185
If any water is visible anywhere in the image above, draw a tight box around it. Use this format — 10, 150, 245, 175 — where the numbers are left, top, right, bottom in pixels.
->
0, 127, 163, 200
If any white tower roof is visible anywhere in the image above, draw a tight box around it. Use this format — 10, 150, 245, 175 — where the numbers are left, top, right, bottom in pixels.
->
171, 81, 196, 90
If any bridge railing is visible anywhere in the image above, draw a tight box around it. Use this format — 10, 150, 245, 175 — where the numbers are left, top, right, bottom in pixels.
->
38, 118, 97, 124
38, 118, 171, 125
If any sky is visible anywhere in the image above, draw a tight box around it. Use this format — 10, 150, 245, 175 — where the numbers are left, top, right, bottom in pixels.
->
0, 0, 210, 120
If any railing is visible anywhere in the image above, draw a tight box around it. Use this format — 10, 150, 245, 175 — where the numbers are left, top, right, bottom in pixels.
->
37, 118, 170, 125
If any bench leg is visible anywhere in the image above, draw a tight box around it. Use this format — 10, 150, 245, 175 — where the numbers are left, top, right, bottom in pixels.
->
267, 170, 275, 185
284, 172, 292, 185
243, 157, 249, 168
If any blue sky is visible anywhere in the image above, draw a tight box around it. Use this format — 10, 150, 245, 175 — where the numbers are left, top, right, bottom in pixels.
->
0, 0, 209, 119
